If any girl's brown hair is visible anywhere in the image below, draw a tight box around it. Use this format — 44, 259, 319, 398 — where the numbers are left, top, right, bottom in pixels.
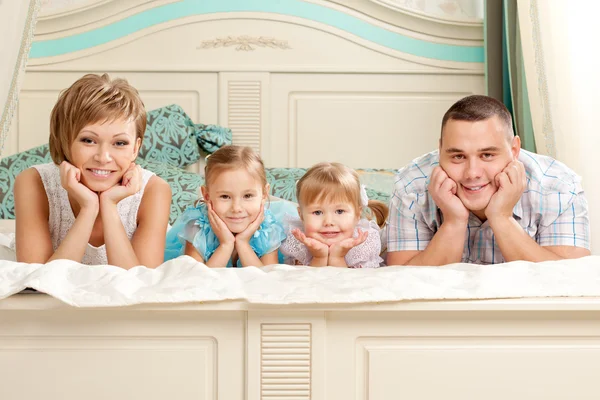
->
296, 162, 388, 227
49, 73, 146, 164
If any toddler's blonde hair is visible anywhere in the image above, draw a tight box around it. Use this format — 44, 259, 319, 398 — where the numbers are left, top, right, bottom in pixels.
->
296, 162, 388, 227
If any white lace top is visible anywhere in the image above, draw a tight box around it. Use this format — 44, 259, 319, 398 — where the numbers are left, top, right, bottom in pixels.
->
280, 218, 384, 268
12, 163, 154, 265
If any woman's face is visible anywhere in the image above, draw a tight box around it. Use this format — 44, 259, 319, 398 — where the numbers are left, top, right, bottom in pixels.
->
69, 118, 140, 192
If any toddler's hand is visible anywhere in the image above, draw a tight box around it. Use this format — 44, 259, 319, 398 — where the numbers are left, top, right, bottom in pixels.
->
292, 229, 329, 259
329, 228, 368, 258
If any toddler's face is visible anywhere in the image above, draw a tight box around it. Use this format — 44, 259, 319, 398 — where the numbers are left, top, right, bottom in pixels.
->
69, 118, 140, 192
300, 200, 359, 246
202, 168, 266, 233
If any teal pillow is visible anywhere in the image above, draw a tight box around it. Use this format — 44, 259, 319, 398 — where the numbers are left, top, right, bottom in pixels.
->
266, 168, 306, 203
139, 104, 201, 168
137, 160, 203, 224
140, 104, 233, 168
0, 144, 52, 219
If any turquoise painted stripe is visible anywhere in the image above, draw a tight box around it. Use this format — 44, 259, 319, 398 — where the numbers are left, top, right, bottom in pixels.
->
30, 0, 483, 62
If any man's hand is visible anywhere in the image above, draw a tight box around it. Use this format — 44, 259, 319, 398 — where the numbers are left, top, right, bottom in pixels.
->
485, 160, 526, 221
428, 166, 469, 224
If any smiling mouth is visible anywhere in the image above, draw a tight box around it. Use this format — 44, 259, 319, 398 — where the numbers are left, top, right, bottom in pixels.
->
227, 217, 247, 222
87, 169, 115, 178
462, 183, 488, 193
320, 232, 340, 238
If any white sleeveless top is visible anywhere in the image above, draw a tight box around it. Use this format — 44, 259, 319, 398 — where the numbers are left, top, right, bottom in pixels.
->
18, 163, 154, 265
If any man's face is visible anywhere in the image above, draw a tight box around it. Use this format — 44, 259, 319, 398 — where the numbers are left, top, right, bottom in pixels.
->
438, 116, 521, 218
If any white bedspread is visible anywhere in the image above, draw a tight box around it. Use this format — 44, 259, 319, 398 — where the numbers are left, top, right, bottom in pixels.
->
1, 255, 600, 307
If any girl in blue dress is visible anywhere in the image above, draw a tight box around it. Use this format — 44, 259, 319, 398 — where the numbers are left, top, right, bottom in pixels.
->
164, 145, 295, 267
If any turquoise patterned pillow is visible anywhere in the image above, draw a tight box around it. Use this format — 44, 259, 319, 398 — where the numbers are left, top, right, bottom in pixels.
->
266, 168, 306, 203
0, 144, 52, 219
140, 104, 201, 168
137, 160, 203, 224
140, 104, 233, 168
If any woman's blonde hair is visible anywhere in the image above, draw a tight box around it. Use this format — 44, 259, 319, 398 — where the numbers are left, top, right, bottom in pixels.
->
296, 162, 389, 227
203, 145, 268, 193
49, 73, 147, 164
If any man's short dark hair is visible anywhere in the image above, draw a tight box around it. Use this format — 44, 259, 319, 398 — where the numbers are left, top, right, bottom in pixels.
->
441, 95, 514, 140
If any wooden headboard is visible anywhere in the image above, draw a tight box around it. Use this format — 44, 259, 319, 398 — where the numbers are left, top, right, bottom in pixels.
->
5, 0, 484, 169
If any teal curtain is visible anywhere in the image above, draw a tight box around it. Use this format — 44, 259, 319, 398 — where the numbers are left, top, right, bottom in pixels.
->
486, 0, 536, 152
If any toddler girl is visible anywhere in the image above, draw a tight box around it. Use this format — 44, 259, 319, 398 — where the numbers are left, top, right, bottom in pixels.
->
281, 162, 388, 267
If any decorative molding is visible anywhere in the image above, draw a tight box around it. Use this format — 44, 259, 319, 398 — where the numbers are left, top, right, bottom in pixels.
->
28, 0, 483, 63
198, 35, 291, 51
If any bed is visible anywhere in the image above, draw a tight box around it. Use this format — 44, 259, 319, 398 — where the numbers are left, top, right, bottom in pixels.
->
2, 1, 600, 399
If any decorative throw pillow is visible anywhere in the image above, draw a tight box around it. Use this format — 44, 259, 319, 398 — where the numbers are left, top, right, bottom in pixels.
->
265, 168, 307, 203
140, 104, 233, 169
139, 104, 202, 168
0, 144, 52, 219
136, 160, 203, 224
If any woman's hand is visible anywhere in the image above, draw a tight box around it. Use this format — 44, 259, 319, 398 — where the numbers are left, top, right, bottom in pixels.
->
100, 163, 142, 206
59, 161, 99, 212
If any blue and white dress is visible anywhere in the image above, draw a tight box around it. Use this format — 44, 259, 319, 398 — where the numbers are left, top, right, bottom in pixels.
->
164, 198, 298, 267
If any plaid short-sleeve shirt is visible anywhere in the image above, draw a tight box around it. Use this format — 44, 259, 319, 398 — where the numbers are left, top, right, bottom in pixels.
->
386, 150, 590, 264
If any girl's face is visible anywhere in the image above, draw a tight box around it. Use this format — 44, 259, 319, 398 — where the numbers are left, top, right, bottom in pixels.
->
202, 168, 267, 233
299, 198, 360, 246
69, 118, 140, 192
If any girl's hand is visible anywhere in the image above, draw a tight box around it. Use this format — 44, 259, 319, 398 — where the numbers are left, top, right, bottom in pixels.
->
236, 203, 265, 244
292, 229, 329, 259
59, 161, 99, 211
100, 163, 142, 205
329, 228, 368, 258
207, 201, 236, 246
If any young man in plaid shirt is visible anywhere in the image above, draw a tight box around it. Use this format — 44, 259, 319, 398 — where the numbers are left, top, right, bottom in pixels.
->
387, 95, 590, 265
